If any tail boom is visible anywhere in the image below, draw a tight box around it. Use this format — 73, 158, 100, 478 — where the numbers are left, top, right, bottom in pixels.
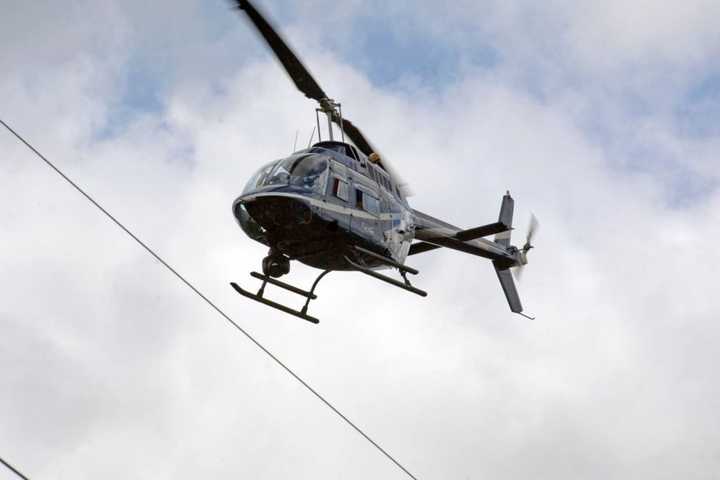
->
408, 191, 532, 317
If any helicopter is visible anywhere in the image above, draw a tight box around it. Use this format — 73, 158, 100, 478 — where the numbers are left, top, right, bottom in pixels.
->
230, 0, 538, 324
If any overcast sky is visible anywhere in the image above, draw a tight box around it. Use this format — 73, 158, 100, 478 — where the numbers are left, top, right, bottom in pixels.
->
2, 1, 720, 479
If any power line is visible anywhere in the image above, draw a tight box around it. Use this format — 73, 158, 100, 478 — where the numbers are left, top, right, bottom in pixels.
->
0, 119, 419, 480
0, 455, 30, 480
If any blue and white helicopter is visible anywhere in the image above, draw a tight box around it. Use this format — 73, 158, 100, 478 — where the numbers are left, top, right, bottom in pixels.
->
231, 0, 538, 323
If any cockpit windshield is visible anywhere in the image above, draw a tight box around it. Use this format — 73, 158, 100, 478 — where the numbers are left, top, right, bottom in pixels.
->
243, 154, 328, 195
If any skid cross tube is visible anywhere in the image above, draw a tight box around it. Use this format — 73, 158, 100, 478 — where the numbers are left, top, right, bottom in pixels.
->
250, 271, 317, 299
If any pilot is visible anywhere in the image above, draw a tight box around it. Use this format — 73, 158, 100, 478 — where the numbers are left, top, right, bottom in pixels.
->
368, 152, 381, 164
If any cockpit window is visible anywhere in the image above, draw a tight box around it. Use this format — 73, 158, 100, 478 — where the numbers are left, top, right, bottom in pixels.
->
243, 155, 328, 195
289, 154, 327, 183
243, 161, 275, 194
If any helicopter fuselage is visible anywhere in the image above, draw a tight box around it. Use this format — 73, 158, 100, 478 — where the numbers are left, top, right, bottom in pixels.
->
232, 141, 413, 272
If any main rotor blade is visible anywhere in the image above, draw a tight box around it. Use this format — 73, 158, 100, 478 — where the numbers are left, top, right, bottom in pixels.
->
331, 115, 410, 192
333, 116, 373, 156
234, 1, 412, 195
234, 1, 372, 154
333, 111, 413, 195
234, 0, 327, 102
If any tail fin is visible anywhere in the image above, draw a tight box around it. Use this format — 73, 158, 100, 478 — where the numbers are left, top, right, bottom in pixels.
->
494, 192, 534, 319
494, 191, 514, 247
494, 263, 533, 319
494, 264, 521, 312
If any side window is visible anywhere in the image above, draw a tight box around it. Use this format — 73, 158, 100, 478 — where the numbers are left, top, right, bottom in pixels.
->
332, 177, 349, 201
364, 194, 380, 214
355, 186, 380, 214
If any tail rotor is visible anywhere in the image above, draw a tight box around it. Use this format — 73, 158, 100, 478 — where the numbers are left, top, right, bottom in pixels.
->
515, 214, 538, 281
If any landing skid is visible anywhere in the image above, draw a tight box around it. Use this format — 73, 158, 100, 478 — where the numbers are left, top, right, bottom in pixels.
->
232, 247, 427, 324
346, 245, 428, 297
230, 270, 331, 324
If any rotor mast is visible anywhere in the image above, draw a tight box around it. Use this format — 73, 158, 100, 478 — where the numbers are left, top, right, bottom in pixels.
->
315, 98, 345, 143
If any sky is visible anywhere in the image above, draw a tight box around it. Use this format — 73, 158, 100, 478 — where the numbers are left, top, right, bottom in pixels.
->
1, 0, 720, 479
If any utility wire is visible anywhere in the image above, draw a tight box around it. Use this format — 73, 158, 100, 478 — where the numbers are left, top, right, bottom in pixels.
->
0, 119, 419, 480
0, 455, 30, 480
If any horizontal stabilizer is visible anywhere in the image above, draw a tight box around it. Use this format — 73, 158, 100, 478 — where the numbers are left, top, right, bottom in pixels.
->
410, 234, 508, 261
408, 241, 440, 256
456, 221, 509, 241
409, 219, 511, 258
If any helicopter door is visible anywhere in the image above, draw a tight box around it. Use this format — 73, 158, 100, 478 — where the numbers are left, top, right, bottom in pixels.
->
378, 191, 392, 249
326, 162, 351, 231
350, 179, 382, 244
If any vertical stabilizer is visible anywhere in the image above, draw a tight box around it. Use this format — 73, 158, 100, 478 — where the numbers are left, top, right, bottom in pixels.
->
494, 264, 521, 312
494, 263, 534, 319
495, 191, 514, 247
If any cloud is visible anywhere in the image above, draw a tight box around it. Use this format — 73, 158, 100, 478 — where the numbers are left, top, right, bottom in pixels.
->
2, 1, 720, 479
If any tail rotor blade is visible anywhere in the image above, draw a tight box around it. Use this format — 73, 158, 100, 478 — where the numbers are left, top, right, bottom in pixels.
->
524, 213, 539, 250
517, 214, 539, 282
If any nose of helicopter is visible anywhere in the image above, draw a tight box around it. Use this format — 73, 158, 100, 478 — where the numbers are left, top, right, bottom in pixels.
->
234, 193, 313, 230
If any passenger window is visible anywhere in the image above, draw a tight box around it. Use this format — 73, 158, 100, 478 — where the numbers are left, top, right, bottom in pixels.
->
364, 194, 380, 214
355, 186, 380, 214
332, 177, 349, 201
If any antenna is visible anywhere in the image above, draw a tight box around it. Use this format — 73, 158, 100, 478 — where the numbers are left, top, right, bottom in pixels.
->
315, 109, 322, 143
338, 103, 345, 143
292, 130, 299, 152
307, 125, 316, 148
